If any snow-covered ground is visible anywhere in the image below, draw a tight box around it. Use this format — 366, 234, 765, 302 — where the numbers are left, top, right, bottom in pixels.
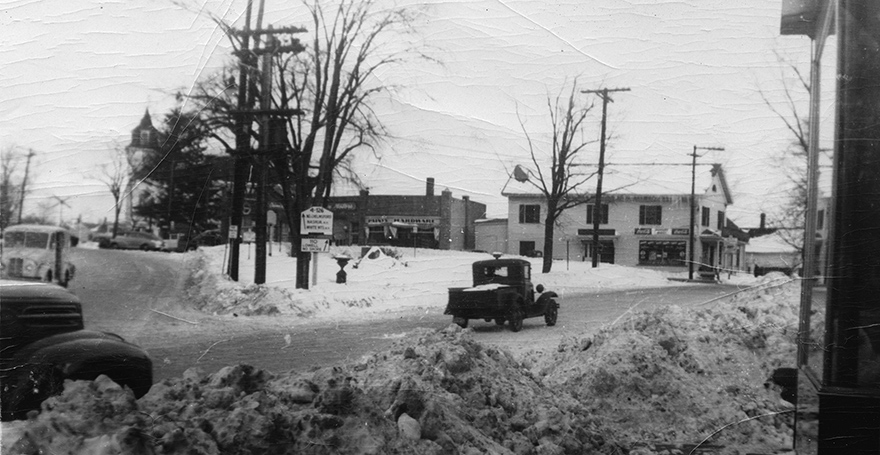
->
185, 243, 761, 320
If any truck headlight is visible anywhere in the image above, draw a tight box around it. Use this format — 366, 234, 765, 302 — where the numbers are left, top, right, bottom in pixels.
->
23, 259, 37, 273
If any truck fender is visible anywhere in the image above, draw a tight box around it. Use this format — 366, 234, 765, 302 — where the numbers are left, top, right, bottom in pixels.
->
537, 292, 559, 307
11, 331, 153, 398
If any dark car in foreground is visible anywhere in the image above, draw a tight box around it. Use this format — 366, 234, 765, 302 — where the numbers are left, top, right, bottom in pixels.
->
0, 280, 153, 421
444, 255, 559, 332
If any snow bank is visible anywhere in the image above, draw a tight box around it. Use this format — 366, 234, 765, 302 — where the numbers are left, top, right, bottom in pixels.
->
188, 244, 712, 320
527, 273, 799, 453
4, 326, 627, 455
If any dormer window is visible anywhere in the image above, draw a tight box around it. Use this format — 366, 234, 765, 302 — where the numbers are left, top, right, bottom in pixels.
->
140, 130, 151, 145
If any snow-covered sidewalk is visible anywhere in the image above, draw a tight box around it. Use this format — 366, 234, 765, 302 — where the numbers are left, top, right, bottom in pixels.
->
187, 244, 761, 320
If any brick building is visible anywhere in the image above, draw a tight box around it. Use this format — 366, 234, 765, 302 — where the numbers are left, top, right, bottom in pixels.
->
324, 178, 486, 250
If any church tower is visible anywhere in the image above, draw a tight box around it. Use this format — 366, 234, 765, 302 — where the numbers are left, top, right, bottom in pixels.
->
124, 109, 161, 224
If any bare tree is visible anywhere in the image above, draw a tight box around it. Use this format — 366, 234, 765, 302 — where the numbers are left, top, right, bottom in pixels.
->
187, 0, 432, 288
517, 80, 599, 273
0, 145, 22, 230
94, 145, 132, 237
758, 51, 831, 253
0, 145, 38, 229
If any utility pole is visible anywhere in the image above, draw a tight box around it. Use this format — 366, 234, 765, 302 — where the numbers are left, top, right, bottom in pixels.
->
17, 148, 35, 224
227, 0, 303, 282
227, 0, 255, 281
582, 87, 630, 268
688, 145, 724, 280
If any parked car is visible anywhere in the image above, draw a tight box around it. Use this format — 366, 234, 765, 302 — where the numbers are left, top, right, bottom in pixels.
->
182, 229, 224, 250
444, 254, 559, 332
95, 230, 164, 251
1, 224, 76, 287
0, 280, 153, 420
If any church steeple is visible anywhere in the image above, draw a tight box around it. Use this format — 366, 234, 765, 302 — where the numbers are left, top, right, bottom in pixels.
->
129, 109, 160, 150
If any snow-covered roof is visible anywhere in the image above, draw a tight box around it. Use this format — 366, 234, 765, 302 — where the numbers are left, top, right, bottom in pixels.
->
502, 163, 731, 202
745, 231, 799, 254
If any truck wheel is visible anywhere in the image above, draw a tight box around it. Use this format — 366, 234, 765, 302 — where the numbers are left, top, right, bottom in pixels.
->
544, 300, 558, 326
453, 316, 468, 328
495, 318, 505, 326
508, 308, 523, 332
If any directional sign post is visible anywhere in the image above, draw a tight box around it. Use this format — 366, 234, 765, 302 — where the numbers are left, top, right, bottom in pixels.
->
301, 238, 330, 252
301, 207, 334, 287
301, 207, 333, 235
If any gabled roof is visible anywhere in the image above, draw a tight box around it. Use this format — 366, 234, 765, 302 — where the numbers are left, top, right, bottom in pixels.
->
502, 163, 733, 204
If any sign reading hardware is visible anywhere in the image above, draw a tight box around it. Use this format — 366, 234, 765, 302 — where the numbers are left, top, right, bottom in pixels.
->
301, 238, 330, 252
366, 216, 440, 226
301, 207, 334, 235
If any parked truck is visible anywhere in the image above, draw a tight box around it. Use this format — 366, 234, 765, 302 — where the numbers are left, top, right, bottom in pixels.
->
1, 224, 76, 287
445, 255, 559, 332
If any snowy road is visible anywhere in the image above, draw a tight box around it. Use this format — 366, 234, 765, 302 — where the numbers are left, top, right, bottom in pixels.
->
70, 248, 754, 381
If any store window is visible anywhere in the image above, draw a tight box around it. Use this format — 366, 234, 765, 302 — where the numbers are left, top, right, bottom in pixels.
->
639, 205, 662, 225
638, 240, 686, 266
519, 204, 541, 224
367, 226, 387, 244
701, 207, 710, 227
586, 203, 609, 224
519, 241, 537, 257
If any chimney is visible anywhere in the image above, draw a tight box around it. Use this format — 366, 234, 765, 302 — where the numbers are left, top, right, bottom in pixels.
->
760, 213, 766, 229
426, 178, 435, 197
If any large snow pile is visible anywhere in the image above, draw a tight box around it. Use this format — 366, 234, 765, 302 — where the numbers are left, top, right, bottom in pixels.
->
527, 272, 799, 453
4, 326, 626, 455
187, 245, 692, 319
2, 274, 799, 455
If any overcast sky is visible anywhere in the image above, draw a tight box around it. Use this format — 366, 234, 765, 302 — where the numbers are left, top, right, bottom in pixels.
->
1, 0, 835, 225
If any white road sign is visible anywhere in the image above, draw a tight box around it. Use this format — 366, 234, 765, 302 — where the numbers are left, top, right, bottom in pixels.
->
301, 238, 330, 252
301, 206, 334, 235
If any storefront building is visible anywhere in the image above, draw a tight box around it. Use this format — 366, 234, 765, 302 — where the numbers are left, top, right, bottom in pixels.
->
325, 178, 486, 251
499, 163, 747, 272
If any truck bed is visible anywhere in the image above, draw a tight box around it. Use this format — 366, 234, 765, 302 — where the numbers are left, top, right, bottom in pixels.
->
444, 285, 513, 318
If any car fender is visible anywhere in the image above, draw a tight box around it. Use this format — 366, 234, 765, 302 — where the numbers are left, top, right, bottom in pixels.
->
9, 330, 153, 397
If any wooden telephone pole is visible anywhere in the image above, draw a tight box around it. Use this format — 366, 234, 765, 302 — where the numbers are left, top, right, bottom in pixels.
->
227, 0, 303, 283
581, 87, 630, 268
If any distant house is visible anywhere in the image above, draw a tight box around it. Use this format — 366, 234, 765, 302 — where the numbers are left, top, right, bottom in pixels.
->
474, 218, 508, 253
745, 231, 801, 276
498, 163, 748, 272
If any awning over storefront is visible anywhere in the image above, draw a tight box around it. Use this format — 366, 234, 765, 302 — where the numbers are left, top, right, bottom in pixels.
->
699, 229, 723, 243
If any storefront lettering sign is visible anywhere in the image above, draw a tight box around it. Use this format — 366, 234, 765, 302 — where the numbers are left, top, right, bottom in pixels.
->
577, 229, 616, 236
366, 216, 440, 226
672, 228, 689, 236
329, 202, 357, 211
634, 228, 652, 235
653, 228, 671, 235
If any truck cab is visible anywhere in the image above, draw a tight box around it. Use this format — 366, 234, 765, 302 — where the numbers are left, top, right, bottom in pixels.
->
1, 224, 76, 287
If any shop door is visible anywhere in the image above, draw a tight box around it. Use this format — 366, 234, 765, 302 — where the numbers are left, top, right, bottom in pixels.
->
584, 240, 615, 264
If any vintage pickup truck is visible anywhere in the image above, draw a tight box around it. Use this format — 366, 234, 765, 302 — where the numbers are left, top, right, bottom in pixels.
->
0, 280, 153, 421
444, 255, 559, 332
